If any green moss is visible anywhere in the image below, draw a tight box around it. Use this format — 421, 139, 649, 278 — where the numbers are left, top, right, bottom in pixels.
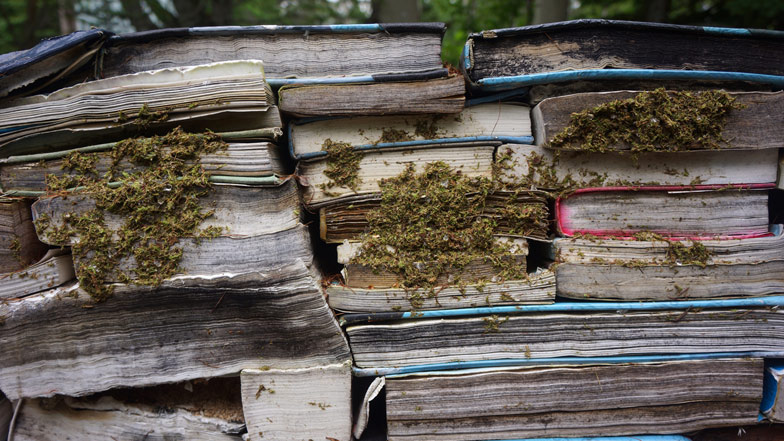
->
631, 231, 713, 267
351, 162, 536, 294
135, 103, 170, 128
35, 127, 227, 301
482, 314, 509, 333
413, 118, 440, 139
377, 128, 413, 144
548, 89, 746, 152
320, 139, 362, 194
9, 237, 22, 265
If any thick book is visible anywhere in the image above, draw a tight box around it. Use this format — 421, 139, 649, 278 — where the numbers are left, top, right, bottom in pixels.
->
554, 227, 784, 301
288, 102, 532, 160
502, 144, 778, 189
12, 378, 245, 440
0, 139, 285, 193
0, 199, 48, 273
342, 296, 784, 370
0, 60, 276, 156
0, 261, 351, 399
101, 24, 446, 88
533, 90, 784, 151
299, 141, 495, 207
556, 185, 772, 238
383, 357, 762, 440
462, 20, 784, 91
0, 250, 74, 300
327, 268, 555, 313
278, 73, 465, 117
319, 190, 549, 243
240, 363, 352, 441
0, 29, 109, 99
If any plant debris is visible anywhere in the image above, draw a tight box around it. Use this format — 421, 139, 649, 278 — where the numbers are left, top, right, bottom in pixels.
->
351, 161, 543, 292
36, 127, 227, 301
548, 88, 745, 152
320, 139, 362, 194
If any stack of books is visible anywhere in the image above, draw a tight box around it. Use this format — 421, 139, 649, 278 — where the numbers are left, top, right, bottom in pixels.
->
343, 20, 784, 441
2, 19, 784, 441
0, 41, 351, 440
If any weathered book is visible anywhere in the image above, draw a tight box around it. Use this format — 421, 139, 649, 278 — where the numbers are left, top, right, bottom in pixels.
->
342, 296, 784, 370
278, 73, 465, 117
289, 102, 532, 160
1, 140, 286, 193
556, 185, 772, 238
554, 227, 784, 301
299, 141, 495, 207
533, 90, 784, 151
101, 24, 446, 88
383, 357, 762, 440
462, 20, 784, 91
501, 144, 779, 189
0, 199, 47, 273
0, 60, 275, 155
240, 362, 352, 441
0, 260, 351, 399
0, 250, 74, 300
319, 190, 549, 243
32, 181, 306, 280
0, 29, 108, 99
12, 378, 245, 440
327, 268, 555, 313
337, 237, 529, 287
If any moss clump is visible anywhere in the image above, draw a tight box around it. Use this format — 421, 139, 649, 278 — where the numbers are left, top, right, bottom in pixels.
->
377, 128, 413, 144
135, 103, 170, 128
413, 118, 440, 139
632, 231, 713, 267
351, 161, 535, 292
549, 88, 745, 152
320, 139, 362, 194
36, 127, 227, 301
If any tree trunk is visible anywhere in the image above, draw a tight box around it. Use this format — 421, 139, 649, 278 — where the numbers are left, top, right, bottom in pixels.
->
533, 0, 568, 25
371, 0, 420, 22
57, 0, 76, 34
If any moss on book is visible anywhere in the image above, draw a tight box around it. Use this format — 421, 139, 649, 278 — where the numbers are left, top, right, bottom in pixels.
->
319, 139, 362, 195
35, 127, 226, 301
350, 161, 543, 299
548, 88, 745, 152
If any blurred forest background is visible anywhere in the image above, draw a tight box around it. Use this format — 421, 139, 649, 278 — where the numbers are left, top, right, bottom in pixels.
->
2, 0, 784, 65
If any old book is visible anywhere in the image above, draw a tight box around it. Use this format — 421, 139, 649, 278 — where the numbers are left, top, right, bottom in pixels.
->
101, 24, 446, 87
289, 102, 532, 160
691, 425, 784, 441
0, 60, 275, 155
554, 227, 784, 301
299, 141, 495, 207
319, 190, 549, 243
0, 261, 351, 399
384, 357, 762, 440
0, 250, 74, 300
12, 378, 245, 440
533, 90, 784, 151
557, 185, 771, 238
0, 29, 108, 99
343, 296, 784, 369
501, 144, 779, 189
240, 362, 352, 441
1, 140, 286, 193
278, 74, 465, 117
463, 20, 784, 91
0, 199, 48, 274
327, 268, 555, 313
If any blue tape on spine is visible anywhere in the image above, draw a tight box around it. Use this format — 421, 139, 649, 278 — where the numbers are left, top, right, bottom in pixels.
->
476, 69, 784, 91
